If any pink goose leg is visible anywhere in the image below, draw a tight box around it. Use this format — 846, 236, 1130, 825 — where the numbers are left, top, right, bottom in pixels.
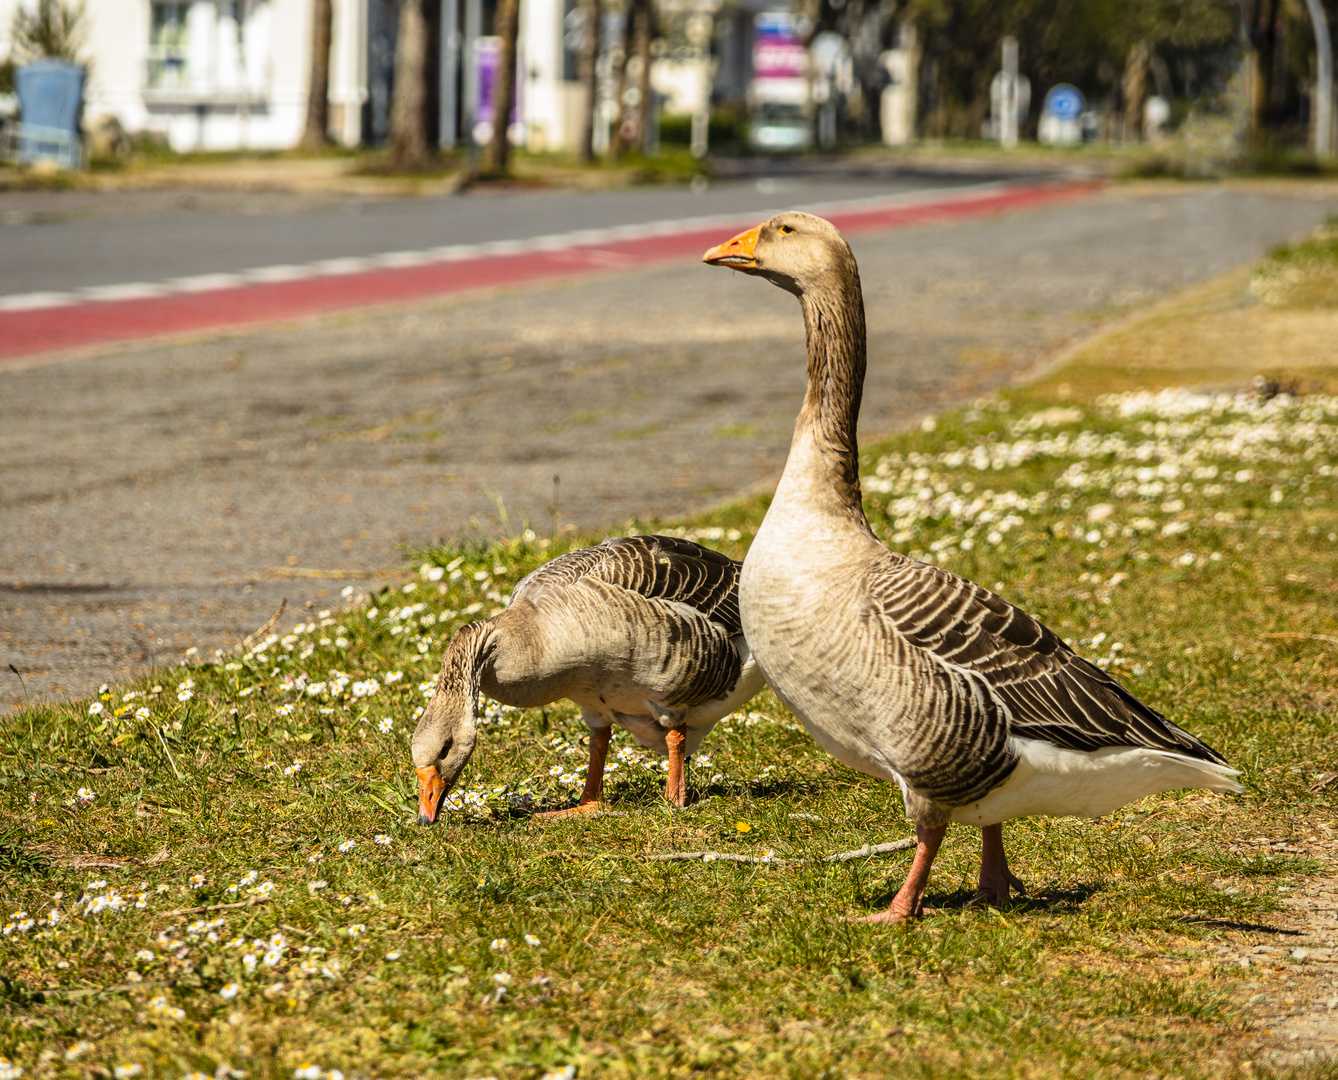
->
974, 822, 1026, 905
664, 726, 690, 808
851, 822, 948, 923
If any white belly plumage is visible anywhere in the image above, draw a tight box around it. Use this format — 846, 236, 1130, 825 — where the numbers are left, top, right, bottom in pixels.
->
578, 654, 764, 759
949, 738, 1244, 825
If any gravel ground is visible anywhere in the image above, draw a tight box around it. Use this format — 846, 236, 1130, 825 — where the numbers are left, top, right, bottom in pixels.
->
1217, 824, 1338, 1068
3, 183, 1336, 716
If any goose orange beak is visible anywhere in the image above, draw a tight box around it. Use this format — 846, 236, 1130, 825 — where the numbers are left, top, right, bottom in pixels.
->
416, 765, 446, 825
703, 224, 761, 268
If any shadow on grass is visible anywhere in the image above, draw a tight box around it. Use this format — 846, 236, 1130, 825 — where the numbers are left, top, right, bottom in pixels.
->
1175, 915, 1300, 935
705, 776, 818, 801
0, 838, 51, 877
854, 882, 1103, 917
515, 775, 818, 819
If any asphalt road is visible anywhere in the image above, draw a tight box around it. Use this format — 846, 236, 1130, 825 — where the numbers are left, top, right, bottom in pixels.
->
3, 182, 1336, 714
0, 173, 986, 297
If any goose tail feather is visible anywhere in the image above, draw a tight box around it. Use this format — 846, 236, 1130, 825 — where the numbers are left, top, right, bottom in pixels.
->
1144, 748, 1245, 793
948, 737, 1245, 826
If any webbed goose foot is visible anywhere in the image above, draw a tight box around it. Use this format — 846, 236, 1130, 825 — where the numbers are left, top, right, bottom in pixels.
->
534, 801, 605, 820
971, 822, 1026, 907
534, 726, 611, 822
849, 823, 947, 923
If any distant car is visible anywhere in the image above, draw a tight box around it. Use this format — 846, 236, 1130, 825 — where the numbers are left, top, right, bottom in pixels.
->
749, 102, 813, 152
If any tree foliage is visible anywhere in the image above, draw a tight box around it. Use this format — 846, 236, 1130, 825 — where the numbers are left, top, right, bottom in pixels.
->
8, 0, 88, 65
792, 0, 1244, 139
3, 0, 89, 96
902, 0, 1240, 136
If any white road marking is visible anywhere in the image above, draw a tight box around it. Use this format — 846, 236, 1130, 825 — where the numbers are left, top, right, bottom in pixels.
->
0, 181, 1027, 311
166, 272, 250, 292
77, 282, 172, 302
242, 264, 310, 283
308, 257, 373, 276
0, 291, 81, 311
366, 250, 436, 268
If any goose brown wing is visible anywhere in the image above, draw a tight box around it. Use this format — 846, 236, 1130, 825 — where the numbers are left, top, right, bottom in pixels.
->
635, 590, 750, 708
867, 551, 1227, 764
513, 535, 742, 632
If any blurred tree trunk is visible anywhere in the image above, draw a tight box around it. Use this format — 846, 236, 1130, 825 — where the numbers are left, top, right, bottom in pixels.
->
387, 0, 435, 169
299, 0, 334, 150
967, 84, 990, 140
608, 0, 653, 158
633, 0, 653, 153
1121, 39, 1149, 142
1245, 0, 1282, 141
609, 0, 635, 159
483, 0, 520, 172
576, 0, 603, 162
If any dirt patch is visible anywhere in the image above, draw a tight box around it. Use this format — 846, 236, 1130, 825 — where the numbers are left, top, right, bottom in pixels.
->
1205, 826, 1338, 1069
1022, 265, 1338, 404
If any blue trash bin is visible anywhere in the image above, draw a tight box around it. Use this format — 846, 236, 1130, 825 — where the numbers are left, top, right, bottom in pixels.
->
14, 60, 86, 168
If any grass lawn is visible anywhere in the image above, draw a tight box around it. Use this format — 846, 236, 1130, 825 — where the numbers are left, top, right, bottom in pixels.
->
3, 234, 1338, 1079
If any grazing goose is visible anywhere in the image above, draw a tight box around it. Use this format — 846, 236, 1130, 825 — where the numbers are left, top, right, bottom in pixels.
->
412, 535, 764, 824
702, 213, 1243, 921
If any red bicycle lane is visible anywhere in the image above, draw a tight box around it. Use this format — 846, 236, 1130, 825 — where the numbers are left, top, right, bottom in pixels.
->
0, 180, 1098, 363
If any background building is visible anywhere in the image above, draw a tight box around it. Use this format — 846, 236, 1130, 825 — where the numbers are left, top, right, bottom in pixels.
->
0, 0, 586, 152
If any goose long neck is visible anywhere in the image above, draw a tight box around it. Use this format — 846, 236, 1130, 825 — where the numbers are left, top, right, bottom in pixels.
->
787, 276, 871, 528
411, 619, 497, 775
452, 620, 496, 701
433, 620, 496, 731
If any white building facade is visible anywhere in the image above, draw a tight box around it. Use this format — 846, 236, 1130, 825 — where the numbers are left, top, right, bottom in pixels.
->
0, 0, 349, 150
515, 0, 582, 152
0, 0, 588, 153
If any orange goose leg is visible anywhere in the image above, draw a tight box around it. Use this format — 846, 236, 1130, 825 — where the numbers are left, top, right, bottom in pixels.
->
535, 727, 611, 820
851, 822, 947, 923
664, 725, 689, 808
974, 822, 1026, 906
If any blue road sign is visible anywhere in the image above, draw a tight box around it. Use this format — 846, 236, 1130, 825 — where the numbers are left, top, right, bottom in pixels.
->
1044, 84, 1085, 122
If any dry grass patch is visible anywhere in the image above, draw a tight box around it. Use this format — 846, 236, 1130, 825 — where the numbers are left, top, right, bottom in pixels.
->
1019, 217, 1338, 406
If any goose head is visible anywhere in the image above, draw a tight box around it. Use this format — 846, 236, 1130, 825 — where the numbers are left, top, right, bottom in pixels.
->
410, 679, 479, 825
702, 211, 856, 298
411, 622, 494, 824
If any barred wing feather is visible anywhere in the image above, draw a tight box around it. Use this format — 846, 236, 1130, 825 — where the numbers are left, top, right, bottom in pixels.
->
869, 551, 1226, 765
514, 535, 742, 633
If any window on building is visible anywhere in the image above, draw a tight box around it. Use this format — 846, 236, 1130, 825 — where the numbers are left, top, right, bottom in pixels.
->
562, 0, 582, 82
147, 1, 190, 90
144, 0, 270, 96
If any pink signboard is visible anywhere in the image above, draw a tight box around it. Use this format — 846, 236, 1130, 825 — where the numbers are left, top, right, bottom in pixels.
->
753, 13, 806, 80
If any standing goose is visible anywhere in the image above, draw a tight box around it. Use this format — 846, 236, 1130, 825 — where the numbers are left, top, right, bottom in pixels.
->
703, 213, 1242, 921
412, 535, 764, 824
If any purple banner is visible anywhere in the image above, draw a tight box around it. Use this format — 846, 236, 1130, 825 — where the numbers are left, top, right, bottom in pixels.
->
474, 36, 521, 127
